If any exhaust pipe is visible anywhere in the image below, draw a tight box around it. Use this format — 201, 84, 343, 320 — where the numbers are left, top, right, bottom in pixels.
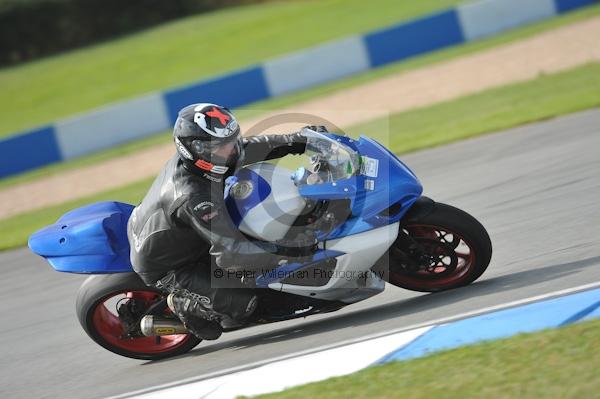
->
140, 315, 187, 336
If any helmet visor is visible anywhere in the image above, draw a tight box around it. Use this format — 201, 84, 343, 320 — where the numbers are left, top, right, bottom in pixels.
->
183, 135, 244, 173
200, 138, 239, 163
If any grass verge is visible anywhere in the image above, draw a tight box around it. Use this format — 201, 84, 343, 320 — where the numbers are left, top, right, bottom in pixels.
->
2, 62, 599, 250
350, 63, 600, 153
0, 178, 153, 250
251, 317, 600, 399
0, 0, 462, 137
2, 3, 599, 190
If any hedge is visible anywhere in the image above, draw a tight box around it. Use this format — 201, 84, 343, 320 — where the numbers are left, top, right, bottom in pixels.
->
0, 0, 262, 67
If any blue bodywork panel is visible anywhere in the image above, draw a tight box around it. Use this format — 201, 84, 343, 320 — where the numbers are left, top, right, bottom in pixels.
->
28, 201, 134, 274
300, 134, 422, 239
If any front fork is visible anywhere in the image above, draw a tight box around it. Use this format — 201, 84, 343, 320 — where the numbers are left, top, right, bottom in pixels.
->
392, 229, 430, 271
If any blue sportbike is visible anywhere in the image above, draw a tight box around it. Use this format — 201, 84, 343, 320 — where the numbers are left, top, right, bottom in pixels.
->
29, 131, 492, 360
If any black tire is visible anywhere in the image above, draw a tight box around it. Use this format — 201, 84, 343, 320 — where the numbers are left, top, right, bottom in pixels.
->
384, 202, 492, 292
76, 272, 201, 360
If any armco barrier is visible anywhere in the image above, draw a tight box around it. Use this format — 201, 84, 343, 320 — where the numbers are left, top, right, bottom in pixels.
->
365, 9, 465, 67
0, 0, 596, 178
263, 36, 371, 97
163, 66, 270, 124
457, 0, 557, 40
0, 126, 61, 177
54, 93, 172, 160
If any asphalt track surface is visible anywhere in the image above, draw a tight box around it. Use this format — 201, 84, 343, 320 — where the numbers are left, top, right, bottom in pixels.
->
1, 109, 599, 398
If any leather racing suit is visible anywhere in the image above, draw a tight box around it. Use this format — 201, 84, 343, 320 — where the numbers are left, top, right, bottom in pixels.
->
127, 132, 311, 327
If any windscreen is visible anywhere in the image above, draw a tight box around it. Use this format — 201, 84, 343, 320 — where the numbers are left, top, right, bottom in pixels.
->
293, 131, 360, 185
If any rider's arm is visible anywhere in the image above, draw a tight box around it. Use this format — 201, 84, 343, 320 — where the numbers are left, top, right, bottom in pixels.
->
242, 132, 307, 165
174, 193, 280, 268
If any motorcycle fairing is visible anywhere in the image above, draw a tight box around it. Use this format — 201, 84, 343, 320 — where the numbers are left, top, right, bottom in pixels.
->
28, 201, 134, 274
224, 168, 271, 227
28, 134, 422, 279
225, 163, 308, 241
299, 135, 423, 239
255, 249, 345, 288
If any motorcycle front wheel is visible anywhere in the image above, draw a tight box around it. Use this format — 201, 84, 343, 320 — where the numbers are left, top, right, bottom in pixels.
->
383, 202, 492, 292
76, 273, 201, 360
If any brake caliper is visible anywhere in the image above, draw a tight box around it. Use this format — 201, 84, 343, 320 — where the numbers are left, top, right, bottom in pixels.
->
116, 298, 146, 337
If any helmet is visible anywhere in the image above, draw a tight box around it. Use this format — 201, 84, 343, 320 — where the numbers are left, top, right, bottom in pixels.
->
173, 103, 244, 177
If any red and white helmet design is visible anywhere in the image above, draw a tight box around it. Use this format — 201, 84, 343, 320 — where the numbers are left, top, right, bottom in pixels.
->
193, 103, 239, 138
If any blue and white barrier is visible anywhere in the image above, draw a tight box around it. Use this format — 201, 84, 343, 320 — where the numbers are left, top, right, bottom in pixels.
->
1, 0, 596, 178
118, 285, 600, 399
263, 36, 371, 97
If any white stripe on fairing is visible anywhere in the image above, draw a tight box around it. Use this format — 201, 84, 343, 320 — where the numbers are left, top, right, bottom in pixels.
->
238, 163, 305, 241
110, 281, 600, 399
126, 327, 432, 399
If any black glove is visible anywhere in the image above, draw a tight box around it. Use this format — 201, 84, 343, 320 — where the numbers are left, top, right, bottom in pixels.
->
275, 232, 318, 262
302, 125, 329, 133
214, 240, 282, 272
216, 232, 317, 271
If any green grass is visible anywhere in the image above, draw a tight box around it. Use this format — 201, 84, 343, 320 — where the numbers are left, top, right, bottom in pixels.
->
0, 178, 154, 249
0, 0, 463, 137
242, 3, 600, 114
350, 63, 600, 154
2, 3, 600, 190
251, 318, 600, 399
2, 62, 599, 250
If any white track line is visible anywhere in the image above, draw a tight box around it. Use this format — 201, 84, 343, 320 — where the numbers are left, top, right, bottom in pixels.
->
109, 281, 600, 399
132, 326, 433, 399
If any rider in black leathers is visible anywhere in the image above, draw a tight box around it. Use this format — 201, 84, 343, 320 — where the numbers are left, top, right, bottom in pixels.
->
127, 103, 317, 340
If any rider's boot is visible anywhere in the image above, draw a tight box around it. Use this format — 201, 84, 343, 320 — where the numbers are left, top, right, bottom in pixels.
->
167, 293, 223, 340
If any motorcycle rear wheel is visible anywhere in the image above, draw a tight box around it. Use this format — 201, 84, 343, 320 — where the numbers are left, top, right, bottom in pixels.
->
76, 273, 201, 360
384, 202, 492, 292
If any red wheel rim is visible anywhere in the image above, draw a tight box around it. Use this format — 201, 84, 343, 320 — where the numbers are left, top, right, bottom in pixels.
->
91, 290, 192, 354
390, 224, 477, 290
